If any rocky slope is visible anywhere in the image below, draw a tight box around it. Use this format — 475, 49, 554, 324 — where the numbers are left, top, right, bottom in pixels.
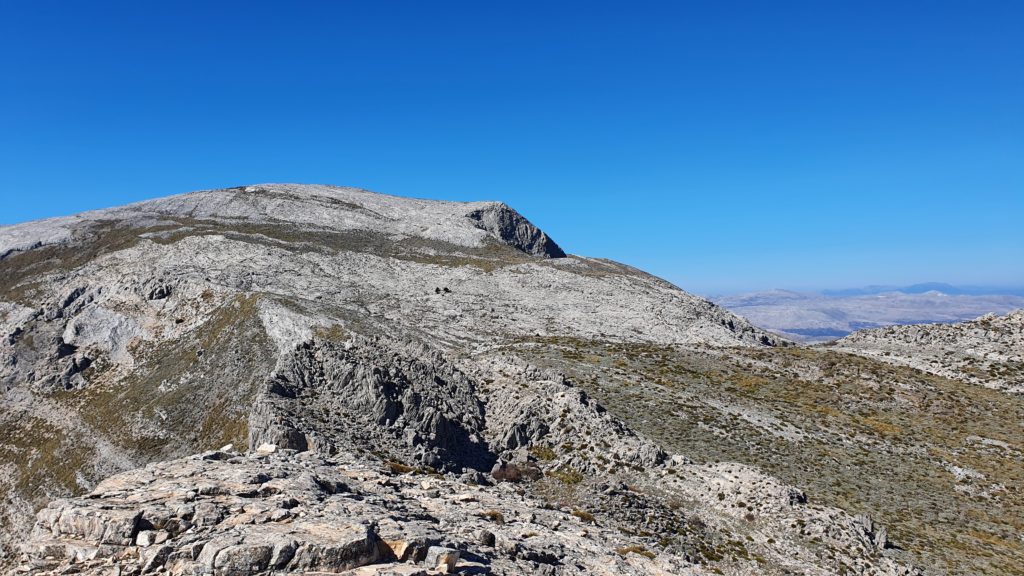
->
834, 310, 1024, 393
0, 183, 931, 575
21, 432, 914, 576
517, 337, 1024, 576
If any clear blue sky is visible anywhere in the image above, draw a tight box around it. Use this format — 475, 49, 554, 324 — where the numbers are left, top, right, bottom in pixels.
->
2, 1, 1021, 294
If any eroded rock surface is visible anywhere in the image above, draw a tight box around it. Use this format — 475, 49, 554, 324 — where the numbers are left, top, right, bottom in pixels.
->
20, 447, 917, 576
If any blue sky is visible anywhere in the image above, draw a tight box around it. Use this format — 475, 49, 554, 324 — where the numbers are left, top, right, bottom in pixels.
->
1, 1, 1021, 294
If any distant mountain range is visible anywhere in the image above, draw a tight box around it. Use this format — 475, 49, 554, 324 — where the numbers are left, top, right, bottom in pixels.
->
714, 283, 1024, 342
821, 282, 1024, 297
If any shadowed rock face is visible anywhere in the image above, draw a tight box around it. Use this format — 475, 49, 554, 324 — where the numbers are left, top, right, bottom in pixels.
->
466, 202, 566, 258
0, 184, 936, 576
248, 337, 496, 472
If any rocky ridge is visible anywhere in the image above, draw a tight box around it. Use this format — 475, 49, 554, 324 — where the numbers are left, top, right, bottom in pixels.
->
0, 184, 922, 575
834, 310, 1024, 393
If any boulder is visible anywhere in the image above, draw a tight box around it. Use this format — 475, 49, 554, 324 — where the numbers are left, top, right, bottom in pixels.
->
424, 546, 460, 573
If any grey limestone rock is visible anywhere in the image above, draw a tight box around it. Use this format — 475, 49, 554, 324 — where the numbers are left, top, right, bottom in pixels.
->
466, 202, 565, 258
835, 309, 1024, 393
17, 449, 918, 576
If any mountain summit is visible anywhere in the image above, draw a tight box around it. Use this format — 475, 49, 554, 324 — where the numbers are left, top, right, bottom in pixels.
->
1, 184, 565, 259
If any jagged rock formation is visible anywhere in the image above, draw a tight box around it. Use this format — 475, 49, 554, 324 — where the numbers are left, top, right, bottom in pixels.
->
248, 337, 495, 470
0, 184, 929, 575
834, 310, 1024, 393
466, 202, 565, 258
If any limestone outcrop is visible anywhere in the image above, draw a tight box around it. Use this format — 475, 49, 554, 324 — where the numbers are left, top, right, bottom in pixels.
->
835, 309, 1024, 393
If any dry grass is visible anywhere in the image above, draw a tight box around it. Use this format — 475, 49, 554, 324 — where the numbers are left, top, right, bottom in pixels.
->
508, 335, 1024, 576
480, 510, 505, 524
616, 545, 656, 559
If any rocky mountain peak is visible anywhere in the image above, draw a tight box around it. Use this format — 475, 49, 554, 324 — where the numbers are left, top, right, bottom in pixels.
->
0, 184, 945, 576
0, 184, 562, 260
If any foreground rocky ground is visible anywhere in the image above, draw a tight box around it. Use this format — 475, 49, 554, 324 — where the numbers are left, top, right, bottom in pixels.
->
21, 444, 914, 576
1, 184, 1014, 574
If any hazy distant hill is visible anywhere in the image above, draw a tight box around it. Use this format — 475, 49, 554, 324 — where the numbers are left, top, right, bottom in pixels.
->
821, 283, 1024, 298
714, 286, 1024, 342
